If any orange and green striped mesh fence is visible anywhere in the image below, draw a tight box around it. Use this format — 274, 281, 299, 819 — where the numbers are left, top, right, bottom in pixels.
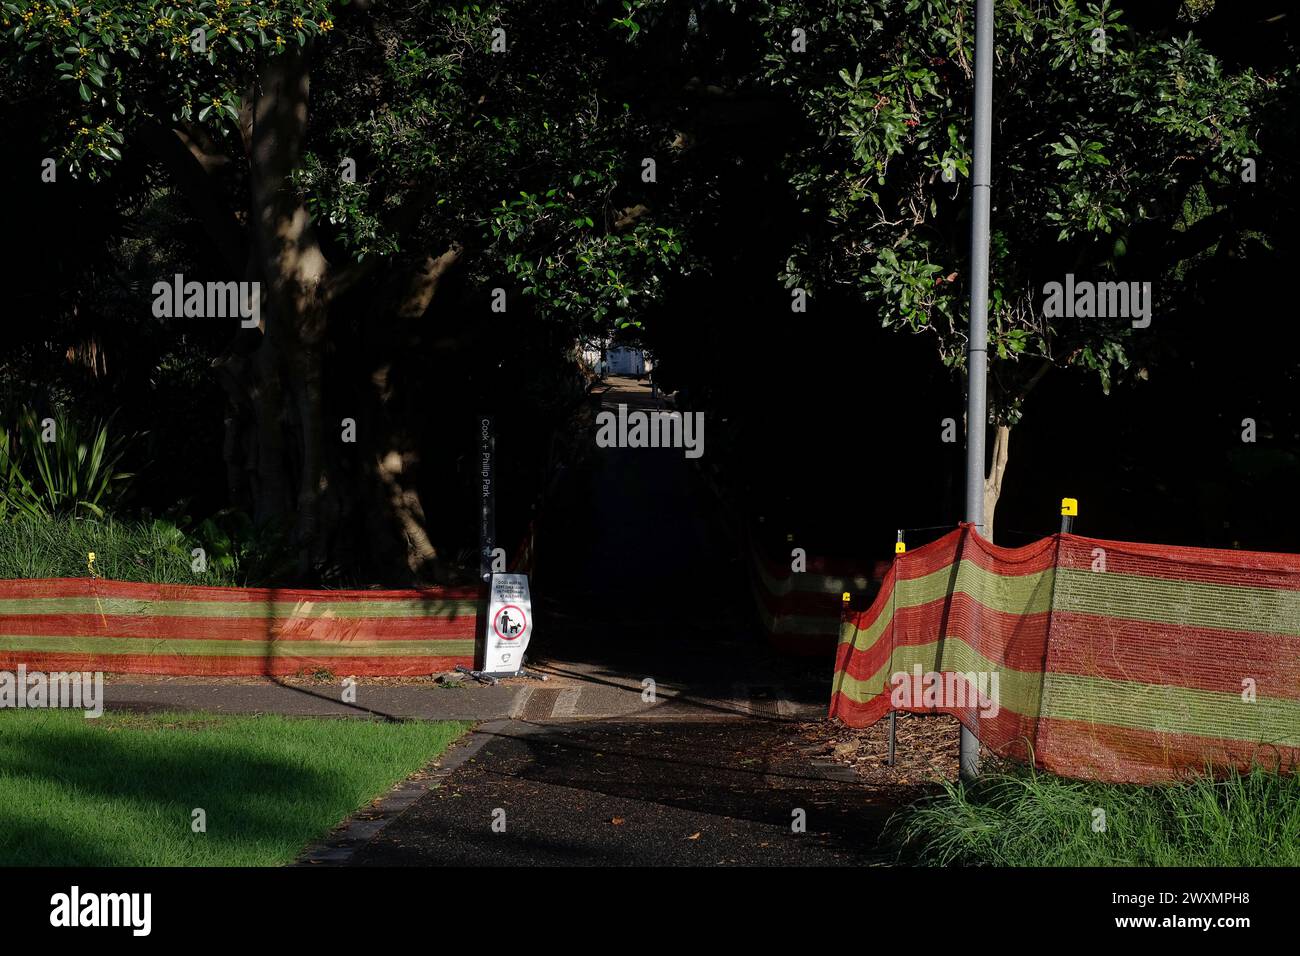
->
829, 525, 1300, 783
0, 578, 479, 676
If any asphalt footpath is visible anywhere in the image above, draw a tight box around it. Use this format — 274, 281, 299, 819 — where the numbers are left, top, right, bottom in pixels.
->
334, 718, 895, 866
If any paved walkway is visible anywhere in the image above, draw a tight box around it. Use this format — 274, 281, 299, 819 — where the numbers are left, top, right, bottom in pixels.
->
335, 718, 893, 866
102, 677, 827, 722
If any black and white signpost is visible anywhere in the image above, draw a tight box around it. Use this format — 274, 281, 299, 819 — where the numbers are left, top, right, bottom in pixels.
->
479, 415, 495, 584
458, 415, 547, 684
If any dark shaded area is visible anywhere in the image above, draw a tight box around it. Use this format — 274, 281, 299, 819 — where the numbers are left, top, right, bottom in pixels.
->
533, 379, 830, 698
349, 720, 897, 867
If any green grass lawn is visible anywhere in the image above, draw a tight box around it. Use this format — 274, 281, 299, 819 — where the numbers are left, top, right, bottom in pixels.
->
888, 761, 1300, 866
0, 710, 470, 866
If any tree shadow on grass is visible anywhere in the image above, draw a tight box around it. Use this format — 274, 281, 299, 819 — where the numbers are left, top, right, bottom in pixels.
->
0, 716, 356, 866
0, 811, 126, 868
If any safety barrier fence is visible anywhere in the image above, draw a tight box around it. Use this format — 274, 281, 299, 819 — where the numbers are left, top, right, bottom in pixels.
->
747, 532, 885, 656
829, 524, 1300, 783
0, 520, 538, 677
0, 578, 480, 676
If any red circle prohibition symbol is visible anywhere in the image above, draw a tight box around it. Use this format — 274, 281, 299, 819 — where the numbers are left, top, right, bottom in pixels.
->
493, 604, 527, 640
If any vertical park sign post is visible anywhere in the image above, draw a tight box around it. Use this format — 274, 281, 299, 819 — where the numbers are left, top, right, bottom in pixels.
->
479, 414, 495, 584
464, 415, 543, 681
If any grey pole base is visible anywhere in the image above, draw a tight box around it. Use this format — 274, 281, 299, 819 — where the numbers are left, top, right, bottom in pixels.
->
959, 724, 981, 780
455, 664, 550, 686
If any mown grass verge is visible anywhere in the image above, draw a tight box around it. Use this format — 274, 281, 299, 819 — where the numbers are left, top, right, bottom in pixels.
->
0, 710, 469, 866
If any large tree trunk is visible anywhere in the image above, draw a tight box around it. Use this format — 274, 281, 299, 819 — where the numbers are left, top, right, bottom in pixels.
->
247, 50, 332, 578
156, 49, 461, 584
982, 423, 1011, 544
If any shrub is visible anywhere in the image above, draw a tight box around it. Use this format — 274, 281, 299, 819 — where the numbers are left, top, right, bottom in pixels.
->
0, 409, 135, 520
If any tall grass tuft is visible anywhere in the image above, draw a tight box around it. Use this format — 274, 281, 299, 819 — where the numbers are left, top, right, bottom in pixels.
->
888, 760, 1300, 866
0, 515, 242, 586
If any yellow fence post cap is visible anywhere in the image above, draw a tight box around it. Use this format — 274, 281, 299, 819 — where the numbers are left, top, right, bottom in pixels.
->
841, 591, 851, 603
1061, 497, 1078, 517
894, 541, 907, 555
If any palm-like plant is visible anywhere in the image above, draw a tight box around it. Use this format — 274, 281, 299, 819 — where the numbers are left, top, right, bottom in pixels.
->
0, 410, 135, 519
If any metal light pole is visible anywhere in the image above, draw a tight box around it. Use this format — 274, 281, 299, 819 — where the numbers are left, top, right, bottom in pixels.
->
961, 0, 995, 782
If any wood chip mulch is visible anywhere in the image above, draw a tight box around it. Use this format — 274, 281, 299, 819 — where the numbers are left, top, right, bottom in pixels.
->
785, 713, 962, 804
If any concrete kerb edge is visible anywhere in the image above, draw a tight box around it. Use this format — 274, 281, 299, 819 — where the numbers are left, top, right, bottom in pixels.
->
292, 718, 518, 866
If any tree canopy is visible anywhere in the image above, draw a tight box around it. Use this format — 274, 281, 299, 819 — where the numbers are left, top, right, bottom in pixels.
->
3, 0, 1296, 575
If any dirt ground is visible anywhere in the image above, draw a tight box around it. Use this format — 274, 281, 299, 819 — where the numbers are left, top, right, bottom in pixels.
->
797, 713, 961, 795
